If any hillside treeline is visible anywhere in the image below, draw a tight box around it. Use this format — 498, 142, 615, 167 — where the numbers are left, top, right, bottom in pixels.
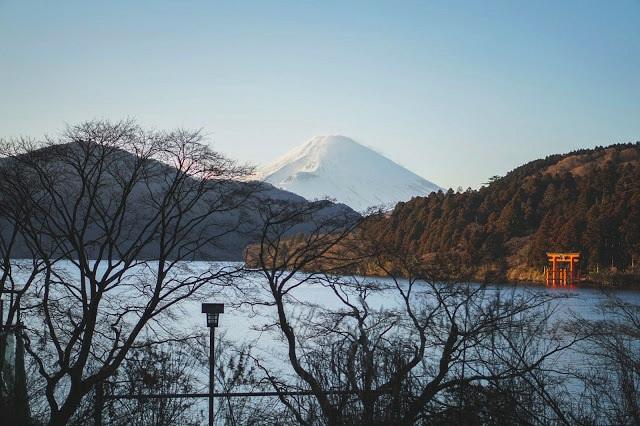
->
367, 143, 640, 280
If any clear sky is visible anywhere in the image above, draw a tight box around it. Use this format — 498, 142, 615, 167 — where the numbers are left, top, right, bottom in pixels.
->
1, 1, 639, 189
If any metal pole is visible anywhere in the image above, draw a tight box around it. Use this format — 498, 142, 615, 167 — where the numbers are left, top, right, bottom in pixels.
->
209, 326, 215, 426
94, 381, 103, 426
104, 389, 391, 400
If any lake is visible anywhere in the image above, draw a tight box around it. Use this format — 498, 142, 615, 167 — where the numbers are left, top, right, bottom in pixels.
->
8, 260, 640, 422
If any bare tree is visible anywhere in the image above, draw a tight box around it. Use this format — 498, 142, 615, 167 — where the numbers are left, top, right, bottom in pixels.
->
245, 206, 582, 425
574, 296, 640, 425
0, 120, 253, 425
103, 339, 205, 426
0, 139, 56, 425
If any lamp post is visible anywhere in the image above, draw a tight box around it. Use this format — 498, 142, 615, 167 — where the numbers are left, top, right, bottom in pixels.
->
201, 303, 224, 426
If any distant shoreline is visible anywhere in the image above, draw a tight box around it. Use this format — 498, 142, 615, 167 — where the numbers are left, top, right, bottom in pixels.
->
500, 276, 640, 292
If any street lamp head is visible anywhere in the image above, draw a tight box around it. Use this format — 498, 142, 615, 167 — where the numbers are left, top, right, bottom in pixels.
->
201, 303, 224, 328
206, 312, 219, 327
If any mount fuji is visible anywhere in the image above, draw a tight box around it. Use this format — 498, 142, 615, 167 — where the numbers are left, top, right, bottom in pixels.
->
254, 136, 442, 212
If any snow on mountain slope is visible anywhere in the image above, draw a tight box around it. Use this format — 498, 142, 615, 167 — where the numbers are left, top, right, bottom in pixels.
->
254, 135, 442, 212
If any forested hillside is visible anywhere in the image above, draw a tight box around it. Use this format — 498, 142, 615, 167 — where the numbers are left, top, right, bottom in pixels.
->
369, 143, 640, 282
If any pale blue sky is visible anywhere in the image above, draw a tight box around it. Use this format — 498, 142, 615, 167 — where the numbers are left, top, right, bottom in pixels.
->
1, 1, 639, 188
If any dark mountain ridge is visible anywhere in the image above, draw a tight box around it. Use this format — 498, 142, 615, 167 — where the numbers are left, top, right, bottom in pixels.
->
0, 139, 358, 261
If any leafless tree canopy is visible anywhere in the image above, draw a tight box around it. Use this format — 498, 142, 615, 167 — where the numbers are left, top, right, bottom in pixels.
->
0, 120, 253, 425
573, 297, 640, 424
241, 204, 585, 425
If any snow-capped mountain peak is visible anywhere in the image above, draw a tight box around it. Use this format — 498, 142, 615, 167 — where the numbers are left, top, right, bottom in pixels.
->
254, 136, 442, 212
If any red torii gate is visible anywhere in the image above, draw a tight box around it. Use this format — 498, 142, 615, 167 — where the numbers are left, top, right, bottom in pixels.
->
545, 252, 580, 287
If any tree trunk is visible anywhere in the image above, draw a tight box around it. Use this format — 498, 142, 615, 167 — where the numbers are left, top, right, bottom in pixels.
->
14, 332, 30, 424
48, 388, 83, 426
